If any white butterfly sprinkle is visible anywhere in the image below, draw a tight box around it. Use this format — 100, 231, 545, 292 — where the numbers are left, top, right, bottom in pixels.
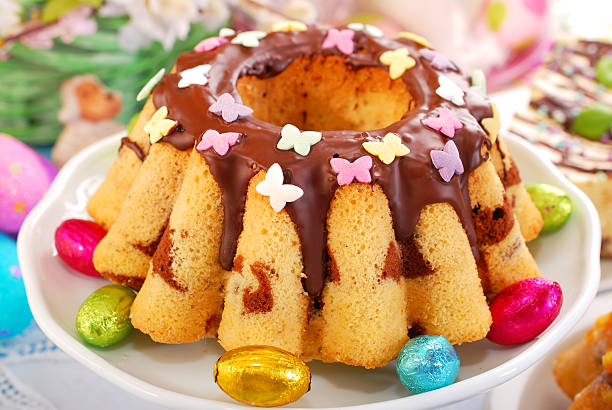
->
256, 163, 304, 212
231, 31, 267, 48
219, 27, 236, 37
346, 22, 383, 37
177, 64, 211, 89
277, 124, 322, 156
436, 75, 465, 106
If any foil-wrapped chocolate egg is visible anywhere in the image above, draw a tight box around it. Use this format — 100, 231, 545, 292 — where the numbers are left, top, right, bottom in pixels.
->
214, 345, 311, 407
526, 184, 572, 232
76, 284, 135, 347
396, 335, 460, 394
55, 219, 106, 277
487, 277, 563, 345
0, 232, 32, 339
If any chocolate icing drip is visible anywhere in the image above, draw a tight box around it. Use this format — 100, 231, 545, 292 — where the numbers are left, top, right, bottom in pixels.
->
152, 27, 492, 296
120, 137, 146, 161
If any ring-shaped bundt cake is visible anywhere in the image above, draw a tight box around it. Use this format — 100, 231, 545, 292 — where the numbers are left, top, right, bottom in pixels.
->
87, 25, 543, 368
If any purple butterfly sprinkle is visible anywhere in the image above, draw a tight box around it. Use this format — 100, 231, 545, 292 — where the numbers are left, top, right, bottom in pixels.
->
420, 48, 457, 71
209, 93, 254, 123
430, 140, 464, 182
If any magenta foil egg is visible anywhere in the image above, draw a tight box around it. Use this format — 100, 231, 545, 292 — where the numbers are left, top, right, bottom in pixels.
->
487, 277, 563, 345
55, 219, 106, 277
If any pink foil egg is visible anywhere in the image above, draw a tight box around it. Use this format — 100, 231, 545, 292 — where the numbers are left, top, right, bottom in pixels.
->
55, 219, 106, 277
487, 277, 562, 345
0, 134, 56, 234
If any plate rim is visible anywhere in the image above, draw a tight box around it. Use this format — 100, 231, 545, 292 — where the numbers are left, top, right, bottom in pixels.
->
17, 132, 601, 410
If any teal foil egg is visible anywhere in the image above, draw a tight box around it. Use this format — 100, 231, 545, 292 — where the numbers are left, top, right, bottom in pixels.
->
396, 335, 460, 394
0, 232, 32, 339
526, 184, 573, 232
76, 284, 136, 347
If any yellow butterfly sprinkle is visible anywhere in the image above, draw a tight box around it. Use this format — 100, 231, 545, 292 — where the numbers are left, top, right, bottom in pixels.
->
144, 106, 178, 144
396, 32, 433, 48
362, 133, 410, 165
379, 48, 416, 80
272, 21, 308, 32
482, 102, 501, 144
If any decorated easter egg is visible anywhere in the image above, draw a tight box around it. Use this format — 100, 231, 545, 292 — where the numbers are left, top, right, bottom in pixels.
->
526, 184, 573, 232
55, 219, 106, 277
396, 335, 460, 394
487, 277, 562, 345
76, 284, 135, 347
36, 151, 59, 181
0, 134, 56, 234
0, 232, 33, 339
215, 345, 311, 407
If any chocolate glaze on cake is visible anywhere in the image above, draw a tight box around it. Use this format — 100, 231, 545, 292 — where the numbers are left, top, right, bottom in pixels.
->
120, 137, 146, 161
149, 27, 493, 297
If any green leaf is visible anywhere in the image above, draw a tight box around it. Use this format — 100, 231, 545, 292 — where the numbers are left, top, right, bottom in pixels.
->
596, 55, 612, 88
570, 105, 612, 140
41, 0, 103, 23
486, 2, 507, 31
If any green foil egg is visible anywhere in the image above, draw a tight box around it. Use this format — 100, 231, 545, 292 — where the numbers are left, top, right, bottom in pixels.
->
76, 284, 136, 347
526, 184, 573, 232
596, 55, 612, 88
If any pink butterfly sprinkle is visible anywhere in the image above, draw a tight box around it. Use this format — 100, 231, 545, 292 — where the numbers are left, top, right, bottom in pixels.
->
194, 36, 228, 52
330, 155, 373, 186
209, 93, 254, 123
430, 140, 464, 182
197, 129, 241, 156
322, 28, 355, 55
423, 107, 463, 138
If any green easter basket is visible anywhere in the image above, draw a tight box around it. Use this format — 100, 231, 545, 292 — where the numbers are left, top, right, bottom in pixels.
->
0, 15, 215, 145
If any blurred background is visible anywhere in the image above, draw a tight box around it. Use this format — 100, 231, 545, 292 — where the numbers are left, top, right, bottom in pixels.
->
0, 0, 608, 153
0, 0, 610, 409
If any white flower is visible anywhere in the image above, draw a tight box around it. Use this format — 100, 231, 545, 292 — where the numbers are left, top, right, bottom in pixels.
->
436, 75, 465, 106
197, 0, 230, 32
101, 0, 229, 52
256, 163, 304, 212
283, 0, 316, 23
178, 64, 211, 88
0, 0, 21, 38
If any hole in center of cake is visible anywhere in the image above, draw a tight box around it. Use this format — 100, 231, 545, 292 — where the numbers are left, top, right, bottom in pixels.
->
237, 55, 415, 131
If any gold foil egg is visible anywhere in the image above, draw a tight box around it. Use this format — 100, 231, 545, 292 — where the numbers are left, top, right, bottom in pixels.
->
214, 345, 311, 407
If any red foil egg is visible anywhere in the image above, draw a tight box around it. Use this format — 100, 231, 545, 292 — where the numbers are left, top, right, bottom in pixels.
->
55, 219, 106, 277
487, 277, 563, 345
